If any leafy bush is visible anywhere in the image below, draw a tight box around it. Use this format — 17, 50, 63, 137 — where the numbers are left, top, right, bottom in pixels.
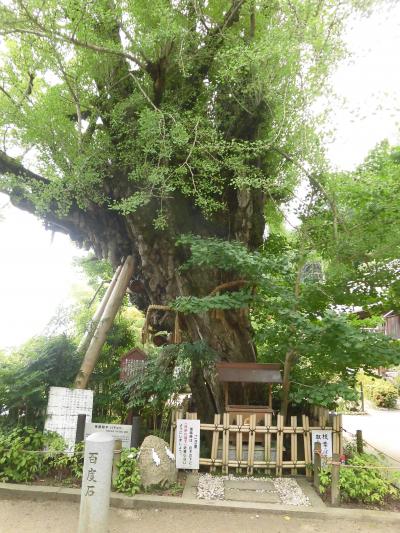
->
361, 375, 398, 408
47, 440, 84, 481
113, 448, 141, 495
0, 426, 83, 483
0, 427, 49, 482
319, 453, 399, 504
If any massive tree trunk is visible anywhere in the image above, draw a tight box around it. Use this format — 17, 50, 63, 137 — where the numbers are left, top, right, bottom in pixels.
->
1, 149, 263, 422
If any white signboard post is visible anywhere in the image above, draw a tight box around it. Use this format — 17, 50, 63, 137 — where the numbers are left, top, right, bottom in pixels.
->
311, 429, 333, 464
44, 387, 93, 451
84, 422, 132, 449
175, 419, 200, 469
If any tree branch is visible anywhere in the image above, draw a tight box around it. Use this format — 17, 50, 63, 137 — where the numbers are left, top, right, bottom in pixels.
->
0, 27, 147, 72
0, 149, 49, 185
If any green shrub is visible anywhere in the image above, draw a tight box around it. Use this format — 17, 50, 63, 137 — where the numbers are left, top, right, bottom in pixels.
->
319, 452, 399, 504
0, 426, 84, 483
371, 380, 398, 408
0, 427, 48, 482
47, 440, 84, 480
113, 448, 141, 495
359, 374, 398, 409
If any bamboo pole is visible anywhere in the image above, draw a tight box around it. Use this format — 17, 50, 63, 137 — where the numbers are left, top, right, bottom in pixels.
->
291, 415, 297, 475
302, 414, 312, 477
236, 415, 243, 474
247, 414, 256, 475
77, 264, 122, 354
277, 414, 285, 476
264, 413, 271, 474
210, 414, 220, 473
74, 256, 135, 389
222, 413, 229, 474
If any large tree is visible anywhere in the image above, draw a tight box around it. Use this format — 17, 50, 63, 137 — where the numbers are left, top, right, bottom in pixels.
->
0, 0, 368, 419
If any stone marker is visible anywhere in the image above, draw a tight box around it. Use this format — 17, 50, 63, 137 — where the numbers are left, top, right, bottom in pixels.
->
78, 432, 114, 533
138, 435, 177, 489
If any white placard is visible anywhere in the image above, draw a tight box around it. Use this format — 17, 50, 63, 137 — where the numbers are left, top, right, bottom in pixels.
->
311, 429, 333, 462
175, 419, 200, 469
44, 387, 93, 451
84, 422, 132, 448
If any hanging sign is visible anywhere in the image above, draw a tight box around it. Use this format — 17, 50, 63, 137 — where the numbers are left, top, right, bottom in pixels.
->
175, 419, 200, 469
311, 429, 333, 463
84, 422, 132, 448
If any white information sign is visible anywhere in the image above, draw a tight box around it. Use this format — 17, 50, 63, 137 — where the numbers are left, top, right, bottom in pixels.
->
84, 422, 132, 448
175, 419, 200, 469
311, 429, 333, 463
44, 387, 93, 451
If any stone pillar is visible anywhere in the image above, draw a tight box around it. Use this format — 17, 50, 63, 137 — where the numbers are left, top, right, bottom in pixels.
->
78, 432, 114, 533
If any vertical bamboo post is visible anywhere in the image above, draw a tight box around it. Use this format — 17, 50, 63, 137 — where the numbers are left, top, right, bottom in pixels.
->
338, 414, 343, 454
169, 409, 176, 450
222, 413, 229, 474
313, 441, 321, 492
332, 414, 338, 455
331, 453, 341, 505
264, 413, 272, 474
247, 414, 256, 475
276, 413, 283, 477
236, 414, 243, 474
302, 414, 312, 477
291, 415, 298, 475
210, 414, 220, 473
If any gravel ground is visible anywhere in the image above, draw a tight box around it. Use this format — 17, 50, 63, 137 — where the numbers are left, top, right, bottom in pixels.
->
0, 499, 397, 533
197, 474, 310, 506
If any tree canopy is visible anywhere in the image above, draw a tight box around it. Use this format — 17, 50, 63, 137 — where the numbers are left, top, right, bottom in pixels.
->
2, 0, 396, 420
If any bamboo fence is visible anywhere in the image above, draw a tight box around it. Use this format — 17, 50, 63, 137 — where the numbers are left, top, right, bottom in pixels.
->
170, 408, 343, 476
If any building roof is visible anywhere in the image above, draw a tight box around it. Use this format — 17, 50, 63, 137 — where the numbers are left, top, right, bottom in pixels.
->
216, 362, 282, 384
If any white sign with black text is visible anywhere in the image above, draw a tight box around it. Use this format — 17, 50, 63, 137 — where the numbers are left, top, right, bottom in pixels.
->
311, 429, 333, 463
175, 419, 200, 469
44, 387, 93, 452
84, 422, 132, 448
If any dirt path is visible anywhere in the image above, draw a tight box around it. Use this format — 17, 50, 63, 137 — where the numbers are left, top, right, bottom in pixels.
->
0, 499, 398, 533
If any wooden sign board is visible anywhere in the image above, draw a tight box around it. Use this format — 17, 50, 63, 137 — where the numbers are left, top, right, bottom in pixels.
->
120, 348, 147, 382
84, 422, 132, 449
175, 419, 200, 469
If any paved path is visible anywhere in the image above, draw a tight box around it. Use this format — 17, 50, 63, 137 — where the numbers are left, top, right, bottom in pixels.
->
0, 499, 397, 533
342, 405, 400, 464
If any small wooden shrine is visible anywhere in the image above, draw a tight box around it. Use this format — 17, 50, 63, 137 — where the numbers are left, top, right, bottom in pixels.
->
119, 347, 147, 382
216, 362, 282, 415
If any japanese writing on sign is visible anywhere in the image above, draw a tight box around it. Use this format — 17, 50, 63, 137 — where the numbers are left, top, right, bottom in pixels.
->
44, 387, 93, 453
175, 419, 200, 469
311, 430, 333, 464
85, 452, 98, 497
84, 422, 132, 448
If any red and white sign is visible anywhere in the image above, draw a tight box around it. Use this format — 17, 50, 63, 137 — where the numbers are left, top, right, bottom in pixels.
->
175, 419, 200, 469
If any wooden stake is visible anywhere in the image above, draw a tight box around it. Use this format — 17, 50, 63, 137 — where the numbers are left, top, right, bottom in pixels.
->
331, 453, 341, 505
74, 256, 135, 389
313, 441, 321, 492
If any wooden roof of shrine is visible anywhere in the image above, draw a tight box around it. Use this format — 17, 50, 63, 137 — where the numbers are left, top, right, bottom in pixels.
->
216, 362, 282, 384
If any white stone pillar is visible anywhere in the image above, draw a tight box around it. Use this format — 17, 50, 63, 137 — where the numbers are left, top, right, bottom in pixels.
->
78, 432, 114, 533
